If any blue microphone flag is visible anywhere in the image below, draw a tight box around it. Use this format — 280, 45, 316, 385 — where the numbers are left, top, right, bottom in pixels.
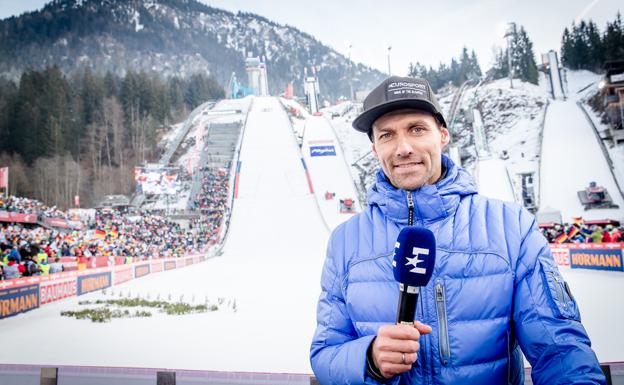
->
392, 227, 436, 287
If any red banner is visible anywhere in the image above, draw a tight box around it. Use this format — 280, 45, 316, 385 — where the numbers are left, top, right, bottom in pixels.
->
150, 260, 163, 273
0, 167, 7, 189
550, 247, 571, 267
40, 278, 77, 305
550, 242, 624, 250
0, 211, 37, 223
113, 265, 133, 285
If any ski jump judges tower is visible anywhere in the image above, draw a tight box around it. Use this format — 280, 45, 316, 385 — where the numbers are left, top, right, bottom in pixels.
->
245, 55, 269, 96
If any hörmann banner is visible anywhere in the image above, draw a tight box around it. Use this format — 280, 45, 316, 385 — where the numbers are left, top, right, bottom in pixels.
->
0, 284, 39, 319
570, 248, 623, 272
77, 272, 112, 295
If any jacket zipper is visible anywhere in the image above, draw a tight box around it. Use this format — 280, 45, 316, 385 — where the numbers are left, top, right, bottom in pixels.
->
406, 191, 414, 226
435, 281, 451, 366
550, 272, 568, 310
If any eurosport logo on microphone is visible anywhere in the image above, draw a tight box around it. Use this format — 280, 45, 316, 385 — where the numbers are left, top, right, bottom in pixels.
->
393, 241, 429, 274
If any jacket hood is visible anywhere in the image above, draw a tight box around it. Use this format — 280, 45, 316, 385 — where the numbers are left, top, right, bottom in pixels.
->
367, 154, 477, 224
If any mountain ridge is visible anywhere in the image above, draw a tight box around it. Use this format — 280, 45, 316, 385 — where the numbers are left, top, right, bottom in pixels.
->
0, 0, 385, 99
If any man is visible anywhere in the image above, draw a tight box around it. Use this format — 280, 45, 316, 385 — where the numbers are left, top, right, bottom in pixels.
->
310, 76, 604, 384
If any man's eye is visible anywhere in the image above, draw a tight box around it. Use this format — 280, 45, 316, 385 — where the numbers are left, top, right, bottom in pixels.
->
379, 132, 391, 140
411, 126, 424, 133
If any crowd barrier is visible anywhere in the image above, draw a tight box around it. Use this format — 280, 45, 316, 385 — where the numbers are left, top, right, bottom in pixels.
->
0, 363, 622, 385
549, 242, 624, 272
0, 253, 208, 320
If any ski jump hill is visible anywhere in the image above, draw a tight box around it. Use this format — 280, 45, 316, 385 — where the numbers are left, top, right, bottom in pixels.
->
1, 94, 622, 379
0, 96, 361, 375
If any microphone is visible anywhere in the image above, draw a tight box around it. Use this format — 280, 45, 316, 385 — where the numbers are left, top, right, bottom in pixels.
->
392, 227, 436, 325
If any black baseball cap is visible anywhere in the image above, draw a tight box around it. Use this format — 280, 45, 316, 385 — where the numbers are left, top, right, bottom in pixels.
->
353, 76, 447, 140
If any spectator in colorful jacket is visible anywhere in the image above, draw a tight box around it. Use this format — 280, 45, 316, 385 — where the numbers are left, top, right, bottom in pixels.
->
3, 256, 22, 280
590, 226, 604, 243
310, 76, 605, 385
611, 226, 622, 242
49, 257, 64, 274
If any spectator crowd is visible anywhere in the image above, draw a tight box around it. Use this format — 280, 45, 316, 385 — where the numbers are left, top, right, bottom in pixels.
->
1, 187, 229, 280
1, 195, 74, 220
540, 220, 623, 244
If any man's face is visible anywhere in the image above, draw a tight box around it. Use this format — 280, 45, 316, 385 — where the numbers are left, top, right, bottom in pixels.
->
371, 109, 449, 190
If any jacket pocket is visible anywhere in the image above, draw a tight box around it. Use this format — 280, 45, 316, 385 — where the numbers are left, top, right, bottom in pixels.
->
539, 257, 580, 321
435, 280, 451, 366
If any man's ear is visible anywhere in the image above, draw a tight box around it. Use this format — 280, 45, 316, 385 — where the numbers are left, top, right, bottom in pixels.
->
440, 127, 450, 148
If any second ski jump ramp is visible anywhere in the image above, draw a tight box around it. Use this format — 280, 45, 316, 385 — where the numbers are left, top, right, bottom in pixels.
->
540, 100, 624, 221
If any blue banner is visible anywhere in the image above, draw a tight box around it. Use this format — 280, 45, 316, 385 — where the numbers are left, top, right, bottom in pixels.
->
0, 284, 40, 319
77, 272, 112, 295
310, 145, 336, 157
570, 249, 623, 272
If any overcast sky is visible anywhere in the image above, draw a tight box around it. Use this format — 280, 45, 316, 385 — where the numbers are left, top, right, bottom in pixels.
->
1, 0, 622, 74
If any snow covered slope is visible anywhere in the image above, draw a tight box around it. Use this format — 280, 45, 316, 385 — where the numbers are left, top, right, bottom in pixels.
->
540, 99, 624, 222
0, 97, 329, 374
474, 156, 516, 202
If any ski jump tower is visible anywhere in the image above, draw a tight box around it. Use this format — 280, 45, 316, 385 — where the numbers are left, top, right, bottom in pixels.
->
245, 55, 269, 96
541, 50, 568, 100
304, 67, 321, 113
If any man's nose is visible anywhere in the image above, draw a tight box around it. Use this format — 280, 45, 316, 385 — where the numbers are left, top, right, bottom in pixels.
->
396, 134, 413, 157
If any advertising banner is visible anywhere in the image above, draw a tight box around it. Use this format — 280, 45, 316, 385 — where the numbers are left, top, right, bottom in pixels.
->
0, 166, 7, 189
40, 278, 77, 305
113, 265, 133, 285
0, 284, 39, 319
77, 272, 112, 295
550, 247, 571, 268
0, 211, 38, 224
43, 217, 70, 229
164, 260, 177, 270
134, 264, 150, 279
569, 248, 623, 272
310, 145, 336, 157
59, 257, 78, 271
134, 166, 181, 195
150, 260, 163, 273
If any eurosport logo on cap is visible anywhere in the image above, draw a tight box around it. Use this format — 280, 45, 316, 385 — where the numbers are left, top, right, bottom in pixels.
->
387, 81, 427, 98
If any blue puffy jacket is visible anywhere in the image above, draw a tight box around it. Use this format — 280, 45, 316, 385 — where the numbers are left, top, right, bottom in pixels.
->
310, 155, 604, 385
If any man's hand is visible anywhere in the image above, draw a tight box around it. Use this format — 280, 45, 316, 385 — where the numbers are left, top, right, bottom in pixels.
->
371, 321, 432, 379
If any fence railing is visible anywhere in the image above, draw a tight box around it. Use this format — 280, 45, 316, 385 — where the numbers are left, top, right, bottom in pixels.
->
1, 363, 622, 385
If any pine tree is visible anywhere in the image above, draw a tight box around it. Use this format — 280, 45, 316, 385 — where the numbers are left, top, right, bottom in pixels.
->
517, 27, 539, 84
561, 27, 574, 68
603, 12, 624, 62
586, 21, 604, 71
470, 50, 482, 77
